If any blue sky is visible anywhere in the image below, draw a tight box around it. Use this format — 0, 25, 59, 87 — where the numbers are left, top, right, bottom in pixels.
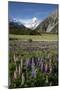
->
8, 1, 58, 23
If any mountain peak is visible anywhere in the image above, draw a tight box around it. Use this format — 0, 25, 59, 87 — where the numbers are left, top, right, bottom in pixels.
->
24, 17, 40, 30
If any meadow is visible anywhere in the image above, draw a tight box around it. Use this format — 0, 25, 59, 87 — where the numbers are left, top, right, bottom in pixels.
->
9, 40, 58, 88
9, 33, 58, 41
9, 32, 58, 88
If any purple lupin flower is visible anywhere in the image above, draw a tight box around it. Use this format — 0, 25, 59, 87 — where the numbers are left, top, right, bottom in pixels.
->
44, 63, 48, 72
31, 69, 36, 78
31, 58, 36, 78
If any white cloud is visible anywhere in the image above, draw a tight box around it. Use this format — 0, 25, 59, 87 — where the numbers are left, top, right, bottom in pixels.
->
18, 19, 31, 24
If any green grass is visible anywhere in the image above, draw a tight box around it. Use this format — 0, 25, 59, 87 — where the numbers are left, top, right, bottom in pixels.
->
10, 48, 57, 59
9, 34, 58, 41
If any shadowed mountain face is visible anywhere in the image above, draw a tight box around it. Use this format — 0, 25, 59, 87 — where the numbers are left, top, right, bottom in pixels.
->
35, 9, 58, 34
9, 21, 32, 35
9, 9, 58, 35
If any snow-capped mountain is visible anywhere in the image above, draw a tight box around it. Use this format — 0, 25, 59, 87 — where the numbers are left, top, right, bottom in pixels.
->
23, 17, 40, 29
9, 9, 58, 35
9, 17, 40, 30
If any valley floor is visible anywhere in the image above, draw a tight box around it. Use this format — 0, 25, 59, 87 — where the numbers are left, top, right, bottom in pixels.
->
9, 33, 58, 88
9, 34, 58, 41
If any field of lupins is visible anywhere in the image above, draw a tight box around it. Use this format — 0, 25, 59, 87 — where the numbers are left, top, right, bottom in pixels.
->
9, 40, 58, 88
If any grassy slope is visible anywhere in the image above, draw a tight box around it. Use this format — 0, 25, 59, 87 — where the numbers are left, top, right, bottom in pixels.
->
9, 34, 58, 41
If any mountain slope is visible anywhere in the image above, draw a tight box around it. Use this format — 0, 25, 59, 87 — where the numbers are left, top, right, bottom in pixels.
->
35, 9, 58, 34
9, 20, 32, 35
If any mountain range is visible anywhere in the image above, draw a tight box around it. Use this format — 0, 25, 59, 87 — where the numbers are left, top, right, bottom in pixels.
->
9, 9, 58, 35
